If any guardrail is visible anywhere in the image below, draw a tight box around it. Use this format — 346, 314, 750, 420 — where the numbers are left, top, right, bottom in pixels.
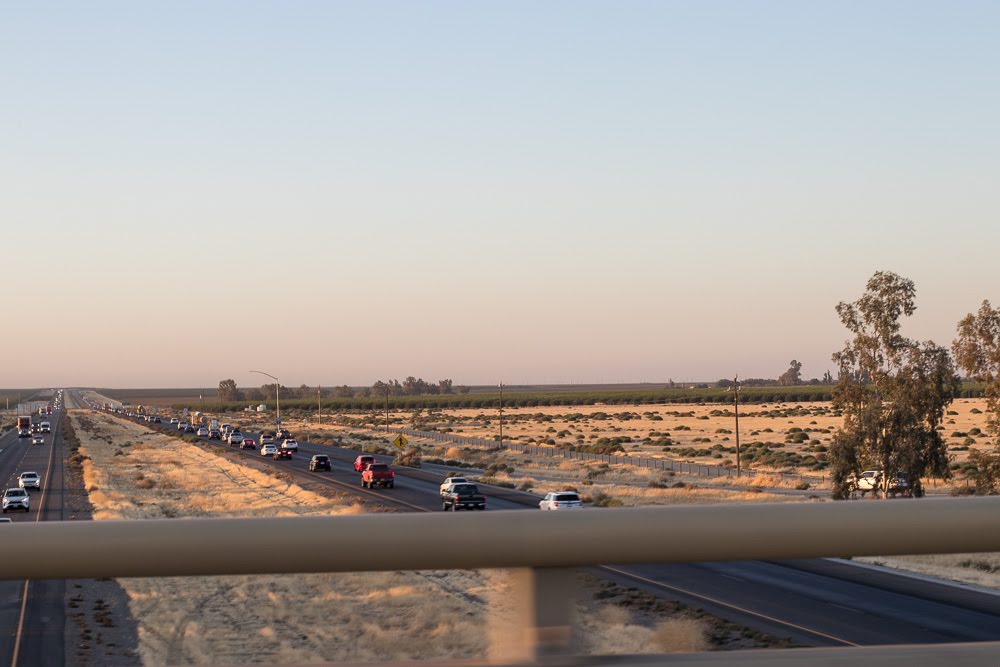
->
7, 498, 1000, 664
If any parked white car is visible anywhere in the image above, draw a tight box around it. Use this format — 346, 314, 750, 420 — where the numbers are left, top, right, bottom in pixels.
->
539, 491, 583, 510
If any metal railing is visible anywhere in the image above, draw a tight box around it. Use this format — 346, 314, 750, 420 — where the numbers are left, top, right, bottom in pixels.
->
6, 498, 1000, 664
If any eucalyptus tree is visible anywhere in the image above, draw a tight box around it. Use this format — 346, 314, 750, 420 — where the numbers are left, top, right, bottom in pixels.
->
829, 272, 958, 499
953, 300, 1000, 493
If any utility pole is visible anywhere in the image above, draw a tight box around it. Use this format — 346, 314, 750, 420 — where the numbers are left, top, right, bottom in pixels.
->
385, 386, 391, 434
499, 381, 504, 449
731, 375, 742, 478
318, 386, 322, 425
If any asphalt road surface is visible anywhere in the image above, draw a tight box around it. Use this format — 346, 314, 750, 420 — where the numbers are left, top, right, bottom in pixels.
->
0, 396, 66, 667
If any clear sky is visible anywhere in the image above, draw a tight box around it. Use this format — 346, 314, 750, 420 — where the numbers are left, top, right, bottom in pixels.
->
2, 1, 998, 388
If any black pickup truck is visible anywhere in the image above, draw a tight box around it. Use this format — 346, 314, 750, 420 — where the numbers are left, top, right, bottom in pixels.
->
441, 483, 486, 511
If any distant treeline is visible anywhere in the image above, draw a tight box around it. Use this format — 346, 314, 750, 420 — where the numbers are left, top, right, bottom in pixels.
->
99, 388, 218, 400
174, 383, 987, 413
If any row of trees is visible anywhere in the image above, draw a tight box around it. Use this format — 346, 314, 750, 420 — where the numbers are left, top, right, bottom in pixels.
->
370, 378, 469, 396
217, 378, 470, 403
713, 364, 835, 389
827, 271, 1000, 498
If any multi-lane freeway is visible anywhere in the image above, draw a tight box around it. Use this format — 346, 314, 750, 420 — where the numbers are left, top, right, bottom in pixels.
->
6, 388, 1000, 664
0, 391, 67, 667
121, 402, 1000, 648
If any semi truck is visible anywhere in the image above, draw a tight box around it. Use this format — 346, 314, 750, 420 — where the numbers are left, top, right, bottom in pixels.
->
16, 416, 31, 438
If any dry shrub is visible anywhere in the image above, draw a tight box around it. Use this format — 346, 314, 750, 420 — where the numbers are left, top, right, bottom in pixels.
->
444, 447, 463, 460
651, 618, 708, 653
596, 605, 631, 627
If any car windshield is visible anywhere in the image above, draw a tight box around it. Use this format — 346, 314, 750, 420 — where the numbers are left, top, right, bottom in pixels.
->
21, 474, 38, 479
6, 490, 26, 497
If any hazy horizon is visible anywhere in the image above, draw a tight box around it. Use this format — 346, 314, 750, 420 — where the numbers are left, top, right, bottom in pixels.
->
3, 2, 998, 387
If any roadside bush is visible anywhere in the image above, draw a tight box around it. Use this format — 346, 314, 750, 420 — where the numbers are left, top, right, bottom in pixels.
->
584, 491, 624, 507
394, 447, 422, 468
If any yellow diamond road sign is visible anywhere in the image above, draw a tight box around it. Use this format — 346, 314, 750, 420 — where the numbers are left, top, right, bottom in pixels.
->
393, 434, 408, 449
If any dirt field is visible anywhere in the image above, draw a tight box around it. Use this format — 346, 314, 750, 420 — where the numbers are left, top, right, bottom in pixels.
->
244, 399, 992, 492
71, 409, 789, 663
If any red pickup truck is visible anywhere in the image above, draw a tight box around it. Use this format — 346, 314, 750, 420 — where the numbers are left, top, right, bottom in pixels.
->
361, 463, 395, 489
353, 455, 376, 472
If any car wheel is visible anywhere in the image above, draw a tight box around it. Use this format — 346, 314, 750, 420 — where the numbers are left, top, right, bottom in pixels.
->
389, 483, 394, 489
451, 503, 458, 511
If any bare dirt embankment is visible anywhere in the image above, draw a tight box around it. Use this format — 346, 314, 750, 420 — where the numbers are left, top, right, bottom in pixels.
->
71, 410, 789, 663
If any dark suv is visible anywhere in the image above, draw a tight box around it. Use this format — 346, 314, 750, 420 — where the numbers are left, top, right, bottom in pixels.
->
309, 455, 332, 472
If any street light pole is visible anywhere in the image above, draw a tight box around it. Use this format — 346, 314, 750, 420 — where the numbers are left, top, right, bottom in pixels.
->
318, 386, 322, 425
249, 370, 280, 427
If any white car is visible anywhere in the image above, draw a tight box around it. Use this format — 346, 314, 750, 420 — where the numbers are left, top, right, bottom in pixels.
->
539, 491, 583, 510
2, 488, 29, 513
31, 435, 44, 445
439, 476, 469, 496
281, 438, 297, 452
229, 431, 245, 446
177, 421, 189, 431
169, 417, 179, 425
40, 421, 51, 433
0, 517, 12, 523
261, 444, 278, 456
196, 427, 209, 437
18, 472, 40, 491
259, 434, 275, 447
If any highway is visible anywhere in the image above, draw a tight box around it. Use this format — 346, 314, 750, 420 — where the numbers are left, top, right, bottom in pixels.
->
114, 406, 1000, 648
0, 392, 66, 667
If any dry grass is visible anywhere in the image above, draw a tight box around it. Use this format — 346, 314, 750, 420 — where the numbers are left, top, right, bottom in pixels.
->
70, 410, 489, 664
857, 553, 1000, 589
578, 605, 709, 655
651, 618, 710, 653
73, 409, 748, 663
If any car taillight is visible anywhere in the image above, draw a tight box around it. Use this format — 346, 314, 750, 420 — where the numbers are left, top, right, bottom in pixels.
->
553, 502, 560, 507
391, 472, 394, 477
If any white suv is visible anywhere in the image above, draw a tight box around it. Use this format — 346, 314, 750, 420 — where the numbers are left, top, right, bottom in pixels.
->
2, 488, 30, 513
260, 443, 278, 456
18, 472, 41, 491
281, 438, 297, 452
440, 476, 468, 496
539, 491, 583, 510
